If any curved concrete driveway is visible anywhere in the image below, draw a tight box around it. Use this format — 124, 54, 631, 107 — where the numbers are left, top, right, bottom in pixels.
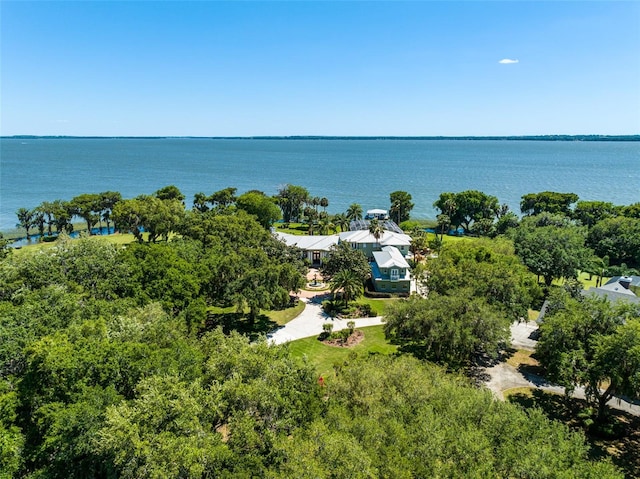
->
269, 303, 640, 416
268, 298, 384, 345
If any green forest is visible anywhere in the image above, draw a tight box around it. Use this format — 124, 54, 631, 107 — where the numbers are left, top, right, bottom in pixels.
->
1, 185, 639, 478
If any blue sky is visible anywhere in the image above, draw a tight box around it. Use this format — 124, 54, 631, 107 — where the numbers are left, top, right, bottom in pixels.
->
2, 1, 639, 136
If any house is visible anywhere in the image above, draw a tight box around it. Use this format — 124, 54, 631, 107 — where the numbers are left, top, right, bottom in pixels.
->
604, 275, 640, 292
371, 245, 411, 293
338, 229, 412, 261
275, 232, 339, 267
275, 223, 414, 294
365, 209, 389, 220
583, 276, 640, 305
540, 275, 640, 323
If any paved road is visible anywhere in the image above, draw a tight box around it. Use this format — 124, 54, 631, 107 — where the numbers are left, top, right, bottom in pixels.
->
486, 321, 640, 417
267, 298, 384, 345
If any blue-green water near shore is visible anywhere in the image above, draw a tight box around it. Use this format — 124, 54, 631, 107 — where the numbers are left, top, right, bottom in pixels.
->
1, 138, 639, 232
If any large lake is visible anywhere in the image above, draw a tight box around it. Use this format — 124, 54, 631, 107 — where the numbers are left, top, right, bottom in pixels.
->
1, 138, 639, 232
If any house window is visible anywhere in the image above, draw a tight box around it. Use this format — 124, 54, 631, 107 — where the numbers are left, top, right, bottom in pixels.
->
390, 268, 399, 281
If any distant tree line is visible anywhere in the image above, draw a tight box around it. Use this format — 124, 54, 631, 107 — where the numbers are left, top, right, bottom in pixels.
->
431, 190, 640, 283
13, 184, 418, 241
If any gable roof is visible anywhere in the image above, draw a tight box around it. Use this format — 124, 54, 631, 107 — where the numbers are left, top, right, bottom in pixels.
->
339, 230, 412, 247
372, 246, 410, 269
583, 288, 640, 304
275, 232, 339, 251
605, 276, 640, 288
583, 277, 640, 304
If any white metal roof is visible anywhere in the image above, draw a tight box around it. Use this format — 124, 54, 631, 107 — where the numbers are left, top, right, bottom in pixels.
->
372, 246, 410, 269
275, 232, 339, 251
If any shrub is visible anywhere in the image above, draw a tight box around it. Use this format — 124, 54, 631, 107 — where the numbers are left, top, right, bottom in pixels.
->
364, 283, 393, 299
355, 303, 374, 317
319, 322, 334, 340
322, 300, 340, 317
330, 329, 351, 342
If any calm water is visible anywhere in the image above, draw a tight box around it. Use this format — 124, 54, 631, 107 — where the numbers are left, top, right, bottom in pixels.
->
1, 138, 639, 232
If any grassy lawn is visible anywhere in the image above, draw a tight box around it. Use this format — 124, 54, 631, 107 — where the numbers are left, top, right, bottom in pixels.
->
273, 223, 311, 235
265, 300, 305, 326
11, 232, 142, 255
505, 349, 540, 369
527, 309, 540, 321
357, 297, 398, 316
287, 324, 397, 377
551, 271, 610, 290
422, 231, 478, 245
207, 300, 305, 329
12, 241, 58, 255
505, 387, 640, 478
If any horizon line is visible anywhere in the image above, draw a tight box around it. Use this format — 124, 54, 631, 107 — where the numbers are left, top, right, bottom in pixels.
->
3, 134, 639, 141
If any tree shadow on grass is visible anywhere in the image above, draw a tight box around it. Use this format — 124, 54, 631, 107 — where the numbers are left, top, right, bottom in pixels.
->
200, 312, 279, 342
508, 389, 640, 478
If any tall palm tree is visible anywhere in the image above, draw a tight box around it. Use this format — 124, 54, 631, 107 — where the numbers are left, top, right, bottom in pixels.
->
330, 269, 364, 307
16, 207, 34, 241
320, 197, 329, 213
333, 213, 350, 232
318, 216, 335, 235
369, 218, 384, 245
346, 203, 363, 221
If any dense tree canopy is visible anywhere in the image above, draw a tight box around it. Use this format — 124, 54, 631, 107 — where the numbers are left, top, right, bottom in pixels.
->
70, 193, 102, 234
434, 190, 499, 234
573, 200, 617, 228
276, 184, 309, 223
208, 187, 237, 209
384, 293, 510, 368
537, 292, 640, 421
320, 242, 371, 283
3, 185, 638, 477
112, 195, 184, 242
236, 190, 282, 229
154, 184, 185, 202
427, 238, 542, 321
587, 216, 640, 269
520, 191, 579, 216
389, 190, 414, 224
385, 238, 542, 368
511, 219, 591, 287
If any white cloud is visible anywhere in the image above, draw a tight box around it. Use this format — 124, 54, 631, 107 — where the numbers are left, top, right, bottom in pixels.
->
499, 59, 519, 64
